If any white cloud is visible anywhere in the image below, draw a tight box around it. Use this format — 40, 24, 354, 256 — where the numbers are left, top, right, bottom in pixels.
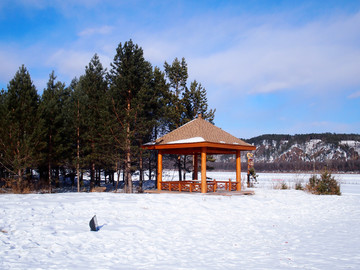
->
46, 49, 112, 80
47, 49, 93, 78
184, 11, 360, 96
6, 0, 103, 10
125, 10, 360, 100
0, 49, 22, 83
289, 120, 357, 135
348, 91, 360, 99
78, 25, 114, 37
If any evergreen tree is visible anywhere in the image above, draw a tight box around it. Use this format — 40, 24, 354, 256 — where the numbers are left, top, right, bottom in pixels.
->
0, 65, 43, 188
39, 71, 70, 192
77, 54, 108, 190
163, 57, 188, 130
0, 89, 7, 179
150, 67, 171, 137
65, 77, 87, 192
163, 58, 189, 180
108, 40, 152, 193
134, 66, 171, 191
143, 67, 170, 184
163, 57, 216, 181
182, 80, 215, 123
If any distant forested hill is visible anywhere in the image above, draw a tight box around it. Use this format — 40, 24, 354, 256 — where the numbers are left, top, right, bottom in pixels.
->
243, 133, 360, 172
213, 133, 360, 173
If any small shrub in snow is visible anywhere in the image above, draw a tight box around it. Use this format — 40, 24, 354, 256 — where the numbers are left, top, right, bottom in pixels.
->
306, 169, 341, 195
3, 179, 32, 194
273, 181, 289, 190
281, 182, 289, 190
295, 182, 304, 190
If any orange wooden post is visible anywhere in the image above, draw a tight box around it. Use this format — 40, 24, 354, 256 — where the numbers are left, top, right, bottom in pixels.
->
201, 147, 207, 193
236, 150, 241, 191
193, 154, 198, 180
157, 151, 163, 190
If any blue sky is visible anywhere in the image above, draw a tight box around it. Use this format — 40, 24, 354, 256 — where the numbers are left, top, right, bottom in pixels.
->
1, 0, 359, 138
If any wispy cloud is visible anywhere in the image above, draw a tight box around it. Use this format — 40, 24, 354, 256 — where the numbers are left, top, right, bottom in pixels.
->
78, 25, 114, 37
348, 91, 360, 99
0, 48, 23, 83
289, 120, 357, 135
46, 49, 111, 79
2, 0, 103, 10
186, 11, 360, 96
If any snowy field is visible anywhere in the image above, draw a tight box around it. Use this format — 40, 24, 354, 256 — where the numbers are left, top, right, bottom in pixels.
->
1, 172, 360, 269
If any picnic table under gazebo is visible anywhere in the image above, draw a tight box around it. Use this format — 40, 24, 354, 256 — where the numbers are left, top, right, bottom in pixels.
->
142, 115, 256, 193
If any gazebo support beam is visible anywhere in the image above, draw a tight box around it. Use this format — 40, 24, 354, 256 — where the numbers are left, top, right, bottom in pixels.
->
201, 148, 207, 193
157, 151, 163, 190
236, 150, 241, 191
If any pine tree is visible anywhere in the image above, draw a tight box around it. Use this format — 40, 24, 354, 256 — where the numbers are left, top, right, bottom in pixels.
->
0, 89, 8, 179
77, 54, 108, 190
65, 77, 86, 192
182, 80, 215, 123
0, 65, 43, 189
108, 40, 152, 193
144, 67, 170, 185
163, 58, 190, 181
163, 58, 216, 181
39, 71, 70, 192
164, 57, 188, 130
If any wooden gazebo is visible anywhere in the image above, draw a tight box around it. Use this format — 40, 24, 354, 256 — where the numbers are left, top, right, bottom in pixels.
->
142, 115, 256, 193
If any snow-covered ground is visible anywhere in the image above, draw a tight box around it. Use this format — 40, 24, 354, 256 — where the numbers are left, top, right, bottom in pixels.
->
162, 170, 360, 195
1, 173, 360, 269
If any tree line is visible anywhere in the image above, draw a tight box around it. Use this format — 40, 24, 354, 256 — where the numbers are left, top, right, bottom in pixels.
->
211, 160, 360, 173
247, 133, 360, 148
0, 40, 215, 193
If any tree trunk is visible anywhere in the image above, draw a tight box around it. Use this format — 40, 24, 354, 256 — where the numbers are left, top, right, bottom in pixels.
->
90, 140, 96, 189
76, 100, 81, 192
90, 162, 95, 190
55, 167, 60, 188
125, 143, 132, 193
70, 170, 75, 186
48, 133, 52, 193
97, 168, 101, 186
178, 155, 182, 181
183, 155, 187, 180
48, 161, 52, 193
139, 151, 143, 193
115, 161, 120, 192
148, 153, 152, 181
124, 98, 132, 193
17, 168, 22, 190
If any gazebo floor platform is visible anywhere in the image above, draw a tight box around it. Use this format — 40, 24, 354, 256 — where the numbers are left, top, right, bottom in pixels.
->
143, 189, 255, 196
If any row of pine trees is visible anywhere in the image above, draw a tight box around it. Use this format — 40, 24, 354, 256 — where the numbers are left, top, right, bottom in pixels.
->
0, 40, 215, 193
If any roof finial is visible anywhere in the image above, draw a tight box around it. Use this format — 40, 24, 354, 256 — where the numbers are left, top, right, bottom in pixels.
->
198, 113, 202, 119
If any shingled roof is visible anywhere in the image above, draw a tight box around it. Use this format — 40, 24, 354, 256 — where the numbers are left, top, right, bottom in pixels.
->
150, 115, 254, 148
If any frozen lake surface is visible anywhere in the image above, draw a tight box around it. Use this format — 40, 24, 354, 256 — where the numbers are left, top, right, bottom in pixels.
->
162, 170, 360, 195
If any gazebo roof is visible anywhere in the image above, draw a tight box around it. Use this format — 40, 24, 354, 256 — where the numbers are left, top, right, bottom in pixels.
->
142, 115, 256, 154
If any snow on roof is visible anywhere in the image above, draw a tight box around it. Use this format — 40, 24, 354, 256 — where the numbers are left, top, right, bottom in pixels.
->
168, 137, 205, 144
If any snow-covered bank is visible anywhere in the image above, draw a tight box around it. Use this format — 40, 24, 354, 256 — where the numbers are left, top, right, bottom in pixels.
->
1, 189, 360, 269
162, 170, 360, 194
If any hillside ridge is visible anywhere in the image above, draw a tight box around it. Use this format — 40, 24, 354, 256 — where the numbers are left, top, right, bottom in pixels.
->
240, 133, 360, 172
